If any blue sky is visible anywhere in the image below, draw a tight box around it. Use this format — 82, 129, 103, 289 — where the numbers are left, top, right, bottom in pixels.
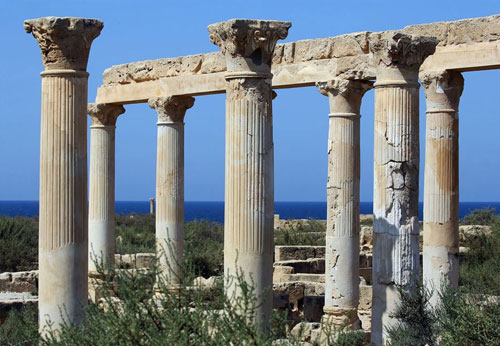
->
1, 0, 500, 202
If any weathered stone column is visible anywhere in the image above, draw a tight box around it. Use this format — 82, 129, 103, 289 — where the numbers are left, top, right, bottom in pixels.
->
149, 96, 194, 287
24, 17, 103, 332
208, 19, 291, 328
87, 103, 125, 271
420, 70, 463, 305
369, 32, 438, 345
317, 79, 372, 330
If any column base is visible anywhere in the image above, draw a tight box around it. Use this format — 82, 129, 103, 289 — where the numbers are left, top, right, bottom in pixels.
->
322, 306, 361, 331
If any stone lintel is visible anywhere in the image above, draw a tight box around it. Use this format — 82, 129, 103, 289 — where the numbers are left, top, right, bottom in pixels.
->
420, 70, 464, 111
148, 96, 195, 123
369, 32, 439, 73
87, 103, 125, 127
317, 79, 373, 114
208, 19, 291, 74
24, 16, 103, 71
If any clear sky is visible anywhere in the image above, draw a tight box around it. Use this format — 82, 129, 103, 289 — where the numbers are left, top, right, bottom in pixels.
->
1, 0, 499, 202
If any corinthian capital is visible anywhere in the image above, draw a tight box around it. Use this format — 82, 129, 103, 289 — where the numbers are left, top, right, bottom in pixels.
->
148, 96, 195, 123
24, 16, 103, 70
208, 19, 291, 74
88, 103, 125, 126
370, 32, 438, 71
420, 70, 464, 111
317, 79, 373, 114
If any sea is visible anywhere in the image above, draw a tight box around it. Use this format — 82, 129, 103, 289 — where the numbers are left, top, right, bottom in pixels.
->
1, 201, 500, 222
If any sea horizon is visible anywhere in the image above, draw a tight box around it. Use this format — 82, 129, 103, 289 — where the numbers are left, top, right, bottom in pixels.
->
1, 200, 500, 222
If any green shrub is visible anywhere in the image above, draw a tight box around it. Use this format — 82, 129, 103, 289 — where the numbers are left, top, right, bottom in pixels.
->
436, 287, 500, 346
184, 220, 224, 278
39, 260, 291, 345
0, 306, 39, 345
0, 216, 38, 272
459, 211, 500, 295
274, 219, 325, 246
115, 214, 156, 254
461, 207, 499, 226
386, 282, 437, 346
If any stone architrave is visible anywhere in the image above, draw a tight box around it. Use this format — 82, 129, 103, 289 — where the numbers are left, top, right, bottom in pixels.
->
149, 96, 194, 288
420, 70, 464, 305
208, 19, 291, 329
24, 16, 103, 333
369, 32, 438, 345
87, 103, 125, 272
317, 79, 373, 330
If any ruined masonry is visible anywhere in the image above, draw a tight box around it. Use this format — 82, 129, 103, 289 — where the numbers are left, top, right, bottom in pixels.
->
23, 14, 500, 345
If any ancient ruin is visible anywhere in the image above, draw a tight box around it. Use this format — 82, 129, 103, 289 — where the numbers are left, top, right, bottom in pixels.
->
18, 13, 500, 345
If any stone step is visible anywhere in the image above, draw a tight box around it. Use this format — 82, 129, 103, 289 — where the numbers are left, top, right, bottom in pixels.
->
114, 253, 155, 269
274, 270, 325, 283
275, 245, 372, 266
275, 246, 325, 261
274, 259, 325, 274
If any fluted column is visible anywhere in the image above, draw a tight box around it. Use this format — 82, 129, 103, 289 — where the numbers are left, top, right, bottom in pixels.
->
87, 103, 125, 271
369, 32, 438, 345
24, 17, 103, 333
420, 70, 463, 305
149, 96, 194, 288
208, 19, 291, 329
317, 79, 372, 330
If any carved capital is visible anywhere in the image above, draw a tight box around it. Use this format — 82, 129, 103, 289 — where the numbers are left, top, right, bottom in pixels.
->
370, 32, 438, 71
208, 19, 291, 74
148, 96, 195, 123
88, 103, 125, 126
317, 79, 373, 114
420, 70, 464, 112
24, 16, 103, 70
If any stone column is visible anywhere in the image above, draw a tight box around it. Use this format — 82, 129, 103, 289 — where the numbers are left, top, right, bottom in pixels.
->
208, 19, 291, 328
369, 32, 438, 345
420, 70, 463, 305
24, 17, 103, 332
87, 103, 125, 271
317, 79, 373, 330
149, 96, 194, 287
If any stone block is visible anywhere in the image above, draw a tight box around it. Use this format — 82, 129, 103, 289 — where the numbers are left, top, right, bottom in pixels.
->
115, 253, 155, 269
358, 285, 372, 311
304, 282, 325, 296
274, 259, 325, 274
358, 309, 371, 331
273, 265, 294, 283
287, 274, 325, 283
290, 322, 322, 344
273, 282, 305, 310
303, 296, 324, 322
0, 271, 38, 293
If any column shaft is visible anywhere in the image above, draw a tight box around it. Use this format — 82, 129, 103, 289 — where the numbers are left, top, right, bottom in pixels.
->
369, 32, 437, 345
88, 126, 115, 269
39, 70, 89, 329
318, 79, 372, 329
224, 76, 274, 324
87, 103, 124, 271
372, 80, 420, 341
149, 96, 193, 287
326, 113, 360, 323
156, 122, 184, 284
208, 18, 291, 329
421, 70, 463, 305
25, 16, 103, 333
